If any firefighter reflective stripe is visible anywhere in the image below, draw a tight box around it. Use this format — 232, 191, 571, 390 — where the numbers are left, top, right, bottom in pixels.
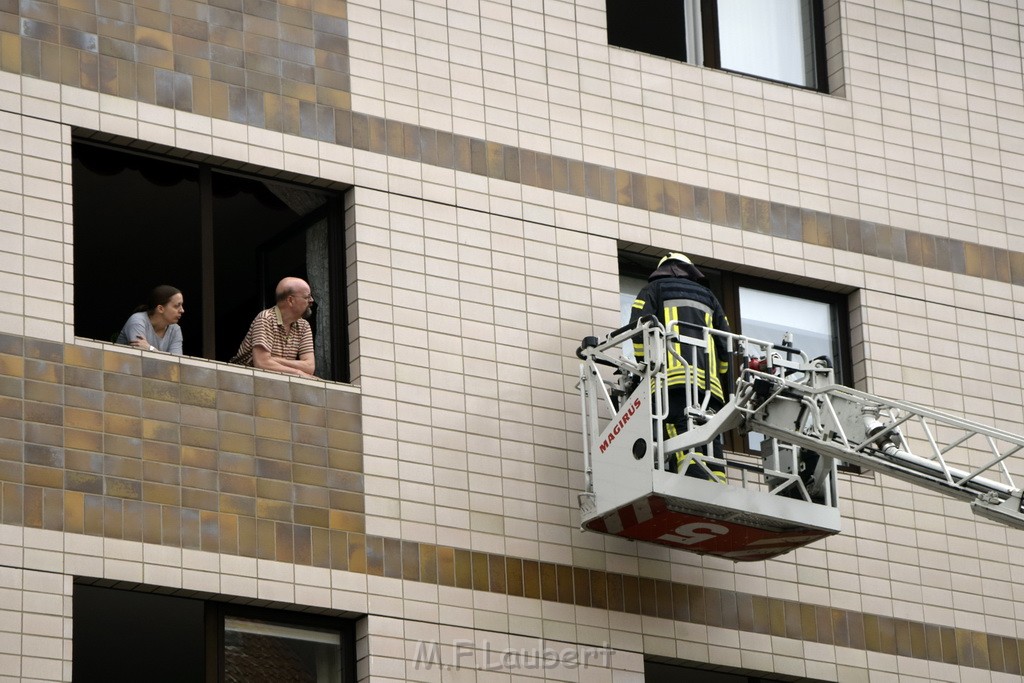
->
662, 300, 726, 402
631, 298, 646, 359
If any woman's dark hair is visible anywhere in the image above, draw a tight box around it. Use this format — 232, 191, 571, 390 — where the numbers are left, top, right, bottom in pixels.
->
134, 285, 181, 314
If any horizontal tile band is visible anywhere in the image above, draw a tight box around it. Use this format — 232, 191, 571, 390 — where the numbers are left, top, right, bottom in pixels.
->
1, 2, 1019, 284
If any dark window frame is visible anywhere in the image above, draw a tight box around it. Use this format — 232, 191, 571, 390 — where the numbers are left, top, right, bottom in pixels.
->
619, 251, 854, 460
71, 133, 350, 382
73, 582, 359, 683
606, 0, 830, 94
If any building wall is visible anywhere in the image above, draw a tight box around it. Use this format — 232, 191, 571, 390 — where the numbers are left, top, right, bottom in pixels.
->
1, 0, 1024, 681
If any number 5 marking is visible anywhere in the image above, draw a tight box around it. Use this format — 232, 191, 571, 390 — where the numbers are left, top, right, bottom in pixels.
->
659, 522, 729, 545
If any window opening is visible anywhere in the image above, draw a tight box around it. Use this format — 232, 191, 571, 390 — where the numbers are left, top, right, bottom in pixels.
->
606, 0, 830, 92
72, 136, 349, 382
73, 583, 357, 683
619, 250, 852, 458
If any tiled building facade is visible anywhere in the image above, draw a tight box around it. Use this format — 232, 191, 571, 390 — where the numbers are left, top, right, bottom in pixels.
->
2, 0, 1024, 681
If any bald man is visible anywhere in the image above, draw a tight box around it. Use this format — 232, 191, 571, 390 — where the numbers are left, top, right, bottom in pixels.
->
230, 277, 315, 377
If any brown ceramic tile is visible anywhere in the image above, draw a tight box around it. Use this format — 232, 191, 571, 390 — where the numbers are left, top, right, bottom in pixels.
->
593, 571, 617, 611
952, 628, 973, 667
293, 482, 328, 508
42, 488, 64, 531
453, 548, 472, 589
568, 568, 589, 608
487, 554, 505, 594
651, 580, 671, 620
218, 492, 253, 517
659, 177, 679, 216
860, 221, 878, 257
65, 471, 103, 495
770, 602, 782, 643
804, 605, 829, 645
863, 614, 880, 652
436, 545, 454, 586
550, 155, 568, 193
481, 141, 501, 179
24, 400, 61, 425
923, 623, 943, 661
798, 208, 815, 245
644, 176, 665, 213
236, 515, 258, 557
2, 482, 24, 525
535, 152, 553, 190
738, 195, 756, 231
1004, 636, 1022, 675
704, 189, 726, 226
0, 354, 24, 378
897, 616, 916, 653
877, 616, 897, 655
472, 552, 489, 592
566, 159, 585, 197
971, 631, 990, 670
938, 626, 958, 664
23, 485, 43, 528
619, 576, 640, 615
848, 612, 866, 650
220, 432, 254, 455
587, 569, 606, 609
81, 492, 102, 535
293, 525, 311, 565
826, 214, 846, 250
1008, 251, 1024, 286
255, 518, 275, 559
502, 146, 521, 185
631, 173, 649, 210
779, 600, 801, 639
25, 464, 62, 489
255, 497, 291, 521
64, 490, 84, 534
104, 450, 142, 479
739, 594, 764, 634
697, 586, 719, 626
274, 522, 294, 562
522, 559, 540, 599
539, 562, 558, 602
101, 496, 124, 539
414, 542, 434, 584
556, 565, 575, 604
846, 218, 863, 254
309, 526, 330, 568
143, 460, 180, 485
383, 537, 401, 578
104, 413, 142, 438
122, 499, 145, 542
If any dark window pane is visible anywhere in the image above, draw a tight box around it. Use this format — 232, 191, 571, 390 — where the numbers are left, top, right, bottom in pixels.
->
72, 584, 205, 683
607, 0, 687, 62
72, 144, 203, 356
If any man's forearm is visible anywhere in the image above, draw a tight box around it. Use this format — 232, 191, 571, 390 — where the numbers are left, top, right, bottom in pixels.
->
274, 357, 315, 375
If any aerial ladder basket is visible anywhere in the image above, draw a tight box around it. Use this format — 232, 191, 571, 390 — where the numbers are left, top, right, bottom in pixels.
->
576, 317, 1024, 561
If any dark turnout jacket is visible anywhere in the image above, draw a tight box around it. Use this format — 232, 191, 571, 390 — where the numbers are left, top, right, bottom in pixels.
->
628, 263, 731, 402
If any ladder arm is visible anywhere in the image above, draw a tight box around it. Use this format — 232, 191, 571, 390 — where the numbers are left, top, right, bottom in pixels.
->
739, 370, 1024, 529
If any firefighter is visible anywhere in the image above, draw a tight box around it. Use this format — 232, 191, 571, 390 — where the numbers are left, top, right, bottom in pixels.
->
629, 252, 731, 481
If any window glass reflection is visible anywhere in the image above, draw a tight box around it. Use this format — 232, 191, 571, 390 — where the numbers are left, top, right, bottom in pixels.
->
716, 0, 816, 87
224, 617, 343, 683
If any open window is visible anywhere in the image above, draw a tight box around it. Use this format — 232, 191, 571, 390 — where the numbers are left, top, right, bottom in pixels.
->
71, 134, 350, 382
73, 582, 358, 683
606, 0, 831, 92
619, 250, 853, 457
